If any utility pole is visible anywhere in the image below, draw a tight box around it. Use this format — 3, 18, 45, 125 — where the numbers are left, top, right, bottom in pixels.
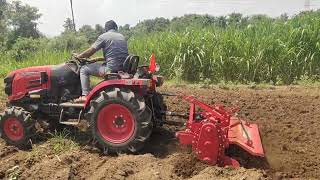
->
69, 0, 76, 31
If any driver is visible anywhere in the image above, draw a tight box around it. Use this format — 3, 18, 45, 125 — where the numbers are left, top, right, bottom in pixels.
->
74, 20, 128, 102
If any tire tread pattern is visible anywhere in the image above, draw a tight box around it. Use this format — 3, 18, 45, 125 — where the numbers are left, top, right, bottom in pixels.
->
87, 88, 152, 154
0, 106, 35, 148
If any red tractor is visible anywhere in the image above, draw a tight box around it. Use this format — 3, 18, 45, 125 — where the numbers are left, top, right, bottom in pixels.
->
0, 54, 265, 167
1, 55, 165, 153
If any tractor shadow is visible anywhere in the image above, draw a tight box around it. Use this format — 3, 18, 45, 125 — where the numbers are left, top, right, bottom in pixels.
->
226, 145, 270, 170
139, 118, 187, 158
139, 127, 178, 158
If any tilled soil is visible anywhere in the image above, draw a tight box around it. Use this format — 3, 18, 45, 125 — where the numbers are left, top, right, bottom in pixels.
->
0, 85, 319, 179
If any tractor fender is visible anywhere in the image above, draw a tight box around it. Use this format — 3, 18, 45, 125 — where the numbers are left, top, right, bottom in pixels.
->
84, 78, 152, 109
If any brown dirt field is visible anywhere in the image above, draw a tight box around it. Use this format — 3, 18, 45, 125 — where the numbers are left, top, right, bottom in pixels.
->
0, 85, 319, 179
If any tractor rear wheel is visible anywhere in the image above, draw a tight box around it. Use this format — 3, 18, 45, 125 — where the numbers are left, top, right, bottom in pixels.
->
88, 88, 152, 153
0, 106, 35, 148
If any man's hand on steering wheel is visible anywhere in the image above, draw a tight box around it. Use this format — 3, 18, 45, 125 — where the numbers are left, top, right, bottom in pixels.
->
72, 53, 91, 66
71, 53, 105, 66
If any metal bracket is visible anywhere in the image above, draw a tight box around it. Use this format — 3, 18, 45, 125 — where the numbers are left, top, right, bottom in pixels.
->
59, 108, 83, 125
159, 93, 177, 97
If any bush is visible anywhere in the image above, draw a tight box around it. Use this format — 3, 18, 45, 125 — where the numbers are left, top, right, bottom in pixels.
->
47, 32, 88, 51
8, 37, 45, 60
0, 50, 70, 77
0, 35, 7, 52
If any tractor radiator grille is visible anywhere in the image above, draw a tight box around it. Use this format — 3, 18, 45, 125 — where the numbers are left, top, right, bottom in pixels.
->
4, 74, 14, 96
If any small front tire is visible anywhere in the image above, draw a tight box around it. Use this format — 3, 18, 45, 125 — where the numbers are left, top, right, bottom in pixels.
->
0, 107, 35, 148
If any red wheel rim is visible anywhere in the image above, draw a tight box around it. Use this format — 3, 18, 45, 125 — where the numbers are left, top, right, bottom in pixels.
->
3, 118, 24, 141
97, 104, 135, 144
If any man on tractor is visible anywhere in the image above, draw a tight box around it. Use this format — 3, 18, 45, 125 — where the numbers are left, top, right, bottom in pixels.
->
75, 20, 129, 102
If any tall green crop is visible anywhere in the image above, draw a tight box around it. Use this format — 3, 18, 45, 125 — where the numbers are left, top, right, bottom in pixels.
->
0, 50, 70, 76
129, 11, 320, 84
1, 11, 320, 85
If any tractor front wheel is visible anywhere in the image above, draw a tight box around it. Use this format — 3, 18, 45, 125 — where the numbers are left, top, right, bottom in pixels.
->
88, 88, 152, 153
0, 107, 35, 148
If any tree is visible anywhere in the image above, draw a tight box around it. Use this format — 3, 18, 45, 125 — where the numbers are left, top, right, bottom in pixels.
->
0, 1, 6, 27
134, 17, 170, 33
63, 18, 74, 33
121, 24, 130, 31
249, 15, 273, 23
0, 0, 8, 34
216, 16, 227, 28
119, 24, 132, 39
95, 24, 104, 35
77, 24, 108, 44
228, 13, 243, 25
279, 13, 289, 21
0, 0, 6, 20
79, 24, 96, 43
0, 0, 7, 51
4, 1, 41, 48
170, 14, 216, 31
7, 1, 41, 38
0, 0, 6, 18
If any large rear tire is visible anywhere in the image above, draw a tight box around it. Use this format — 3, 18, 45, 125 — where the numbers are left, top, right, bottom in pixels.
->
87, 88, 152, 153
0, 106, 35, 148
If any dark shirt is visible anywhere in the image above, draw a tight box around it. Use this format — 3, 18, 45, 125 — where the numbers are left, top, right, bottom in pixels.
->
91, 29, 128, 71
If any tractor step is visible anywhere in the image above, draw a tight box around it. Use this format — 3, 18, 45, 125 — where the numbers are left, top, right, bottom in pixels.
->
59, 120, 81, 125
59, 108, 83, 126
60, 102, 84, 108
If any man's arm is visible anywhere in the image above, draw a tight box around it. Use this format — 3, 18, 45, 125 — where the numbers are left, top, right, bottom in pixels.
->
91, 57, 104, 61
77, 47, 97, 58
77, 34, 105, 59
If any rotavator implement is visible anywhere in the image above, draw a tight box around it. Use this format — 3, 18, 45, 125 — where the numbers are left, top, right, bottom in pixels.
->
0, 54, 264, 167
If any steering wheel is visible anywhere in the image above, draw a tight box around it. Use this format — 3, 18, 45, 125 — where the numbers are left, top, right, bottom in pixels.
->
71, 53, 91, 66
67, 54, 92, 74
68, 54, 104, 74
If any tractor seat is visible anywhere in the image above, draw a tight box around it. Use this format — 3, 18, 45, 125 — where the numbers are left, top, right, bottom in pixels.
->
104, 55, 139, 80
123, 55, 139, 75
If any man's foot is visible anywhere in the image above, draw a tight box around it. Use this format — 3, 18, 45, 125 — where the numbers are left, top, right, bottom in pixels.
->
73, 96, 87, 103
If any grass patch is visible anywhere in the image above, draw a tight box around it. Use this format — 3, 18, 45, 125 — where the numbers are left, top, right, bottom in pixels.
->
47, 128, 79, 155
6, 166, 20, 180
0, 80, 5, 98
294, 76, 320, 87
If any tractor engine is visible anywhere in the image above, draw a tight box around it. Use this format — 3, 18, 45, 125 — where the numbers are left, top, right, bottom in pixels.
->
4, 62, 81, 110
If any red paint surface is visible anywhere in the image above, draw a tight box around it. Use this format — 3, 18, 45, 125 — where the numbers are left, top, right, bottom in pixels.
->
3, 118, 24, 141
8, 66, 52, 101
176, 95, 264, 167
97, 104, 135, 144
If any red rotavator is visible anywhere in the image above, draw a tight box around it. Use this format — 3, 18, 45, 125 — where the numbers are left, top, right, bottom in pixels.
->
0, 53, 264, 168
176, 96, 264, 167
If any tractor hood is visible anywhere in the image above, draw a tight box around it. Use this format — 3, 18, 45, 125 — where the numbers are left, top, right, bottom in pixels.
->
4, 65, 53, 101
6, 65, 53, 78
5, 62, 81, 102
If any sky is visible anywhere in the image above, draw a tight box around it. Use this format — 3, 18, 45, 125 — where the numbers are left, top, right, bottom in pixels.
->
11, 0, 320, 36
